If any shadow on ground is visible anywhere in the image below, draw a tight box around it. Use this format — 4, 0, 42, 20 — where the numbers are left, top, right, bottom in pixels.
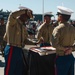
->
0, 60, 5, 67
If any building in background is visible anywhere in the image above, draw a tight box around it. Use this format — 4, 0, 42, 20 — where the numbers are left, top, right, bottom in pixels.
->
0, 9, 10, 23
33, 14, 42, 21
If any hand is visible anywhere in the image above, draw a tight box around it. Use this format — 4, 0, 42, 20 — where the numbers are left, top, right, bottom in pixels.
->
40, 37, 44, 43
64, 48, 72, 55
34, 42, 38, 45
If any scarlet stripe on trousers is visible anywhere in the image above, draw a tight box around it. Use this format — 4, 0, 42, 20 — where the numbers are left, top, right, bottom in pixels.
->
5, 46, 13, 75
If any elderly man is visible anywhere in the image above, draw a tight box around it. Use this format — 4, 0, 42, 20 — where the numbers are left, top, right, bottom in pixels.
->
3, 8, 33, 75
52, 6, 75, 75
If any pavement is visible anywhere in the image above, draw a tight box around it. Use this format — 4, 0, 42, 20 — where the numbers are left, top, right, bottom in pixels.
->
0, 52, 5, 75
0, 45, 75, 75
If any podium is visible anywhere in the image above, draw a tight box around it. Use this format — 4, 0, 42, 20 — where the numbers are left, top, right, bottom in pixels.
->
28, 46, 56, 75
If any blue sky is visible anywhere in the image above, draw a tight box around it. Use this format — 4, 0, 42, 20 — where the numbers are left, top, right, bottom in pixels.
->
0, 0, 75, 20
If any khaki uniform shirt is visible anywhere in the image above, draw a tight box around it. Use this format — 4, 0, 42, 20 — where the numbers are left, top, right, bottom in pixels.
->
3, 10, 28, 47
52, 22, 75, 55
37, 22, 54, 44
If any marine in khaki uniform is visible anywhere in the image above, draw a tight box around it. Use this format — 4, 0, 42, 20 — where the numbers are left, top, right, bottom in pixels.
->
52, 6, 75, 75
36, 12, 56, 75
36, 12, 54, 47
3, 7, 33, 75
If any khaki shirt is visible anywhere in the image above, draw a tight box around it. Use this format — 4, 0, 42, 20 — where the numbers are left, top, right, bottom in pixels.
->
3, 10, 28, 47
52, 22, 75, 55
37, 22, 54, 44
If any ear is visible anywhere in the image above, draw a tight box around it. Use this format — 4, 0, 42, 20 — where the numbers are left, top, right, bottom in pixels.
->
27, 10, 33, 19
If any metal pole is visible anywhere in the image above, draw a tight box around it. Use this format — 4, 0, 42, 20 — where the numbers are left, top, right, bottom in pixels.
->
42, 0, 44, 22
62, 2, 64, 6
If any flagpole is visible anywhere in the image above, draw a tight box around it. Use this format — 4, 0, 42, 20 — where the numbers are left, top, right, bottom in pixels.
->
62, 2, 64, 6
42, 0, 44, 22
